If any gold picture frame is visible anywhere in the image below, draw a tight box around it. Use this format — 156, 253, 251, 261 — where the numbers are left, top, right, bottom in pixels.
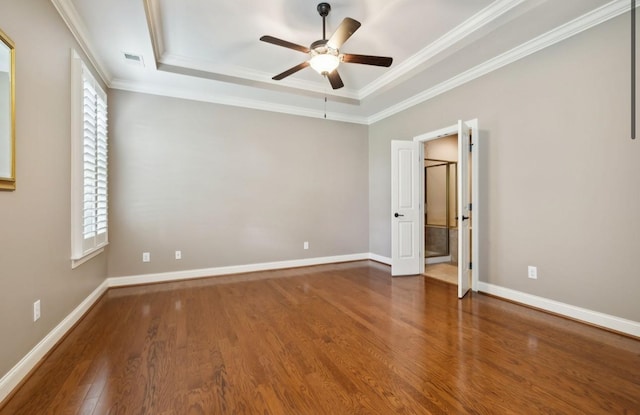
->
0, 28, 15, 191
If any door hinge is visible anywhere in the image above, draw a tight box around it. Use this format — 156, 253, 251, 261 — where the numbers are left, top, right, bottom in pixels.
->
468, 203, 472, 211
469, 143, 473, 153
469, 262, 472, 270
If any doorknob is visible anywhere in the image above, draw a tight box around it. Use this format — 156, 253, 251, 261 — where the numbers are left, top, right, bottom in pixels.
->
394, 212, 404, 218
461, 215, 469, 221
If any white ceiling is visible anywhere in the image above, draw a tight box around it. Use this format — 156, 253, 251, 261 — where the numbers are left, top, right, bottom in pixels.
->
54, 0, 630, 124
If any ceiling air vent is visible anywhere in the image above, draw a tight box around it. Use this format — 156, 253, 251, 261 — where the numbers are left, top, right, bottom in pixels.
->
123, 52, 144, 67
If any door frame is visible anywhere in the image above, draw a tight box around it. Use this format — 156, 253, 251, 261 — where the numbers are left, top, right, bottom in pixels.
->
414, 119, 480, 291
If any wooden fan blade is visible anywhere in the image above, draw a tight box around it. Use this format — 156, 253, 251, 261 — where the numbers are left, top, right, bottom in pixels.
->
327, 18, 361, 49
326, 70, 344, 90
272, 61, 310, 80
260, 35, 310, 53
342, 53, 393, 67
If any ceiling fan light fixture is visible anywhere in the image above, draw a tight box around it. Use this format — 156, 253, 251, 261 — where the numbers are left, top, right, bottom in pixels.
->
309, 49, 340, 75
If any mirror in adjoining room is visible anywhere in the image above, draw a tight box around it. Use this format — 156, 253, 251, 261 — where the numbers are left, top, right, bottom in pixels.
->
0, 28, 15, 191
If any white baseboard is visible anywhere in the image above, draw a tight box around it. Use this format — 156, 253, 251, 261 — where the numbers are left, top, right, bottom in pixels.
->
108, 253, 370, 287
477, 282, 640, 338
368, 253, 391, 265
0, 279, 109, 404
426, 255, 452, 265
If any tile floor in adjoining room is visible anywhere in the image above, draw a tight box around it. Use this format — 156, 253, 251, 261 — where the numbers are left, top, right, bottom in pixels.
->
424, 262, 457, 285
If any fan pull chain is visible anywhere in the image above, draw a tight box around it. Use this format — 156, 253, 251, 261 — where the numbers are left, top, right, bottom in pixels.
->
324, 96, 327, 119
323, 83, 328, 119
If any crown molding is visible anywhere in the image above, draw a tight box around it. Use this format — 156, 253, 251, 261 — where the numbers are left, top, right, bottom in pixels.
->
358, 0, 527, 99
50, 0, 111, 84
142, 0, 162, 69
367, 0, 630, 124
109, 78, 368, 124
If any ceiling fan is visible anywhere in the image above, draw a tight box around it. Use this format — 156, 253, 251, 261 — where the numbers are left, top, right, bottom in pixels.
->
260, 2, 393, 90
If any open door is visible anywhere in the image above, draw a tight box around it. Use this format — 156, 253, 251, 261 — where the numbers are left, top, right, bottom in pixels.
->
457, 121, 471, 298
391, 140, 422, 276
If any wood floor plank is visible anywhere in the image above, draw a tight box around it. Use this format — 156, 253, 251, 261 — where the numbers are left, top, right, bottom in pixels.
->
1, 261, 639, 414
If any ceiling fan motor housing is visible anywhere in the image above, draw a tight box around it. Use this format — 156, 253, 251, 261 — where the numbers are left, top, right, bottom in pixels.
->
317, 3, 331, 17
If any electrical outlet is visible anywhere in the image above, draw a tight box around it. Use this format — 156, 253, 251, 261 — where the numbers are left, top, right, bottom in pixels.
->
142, 252, 150, 262
33, 300, 41, 322
303, 241, 309, 250
528, 266, 538, 279
175, 250, 182, 260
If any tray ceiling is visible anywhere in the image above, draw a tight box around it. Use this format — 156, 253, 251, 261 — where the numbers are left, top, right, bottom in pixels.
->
54, 0, 630, 123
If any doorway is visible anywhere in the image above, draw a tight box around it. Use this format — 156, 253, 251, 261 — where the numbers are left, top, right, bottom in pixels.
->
391, 119, 479, 298
424, 135, 458, 285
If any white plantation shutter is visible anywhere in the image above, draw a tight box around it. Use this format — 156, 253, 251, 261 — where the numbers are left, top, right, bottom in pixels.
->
71, 50, 108, 265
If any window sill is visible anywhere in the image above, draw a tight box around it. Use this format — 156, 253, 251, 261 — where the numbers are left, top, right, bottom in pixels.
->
71, 245, 106, 269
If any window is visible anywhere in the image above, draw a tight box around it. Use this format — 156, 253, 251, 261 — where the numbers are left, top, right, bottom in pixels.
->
71, 50, 108, 267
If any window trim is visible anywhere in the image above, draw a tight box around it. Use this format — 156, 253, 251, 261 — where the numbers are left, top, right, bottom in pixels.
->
70, 49, 108, 268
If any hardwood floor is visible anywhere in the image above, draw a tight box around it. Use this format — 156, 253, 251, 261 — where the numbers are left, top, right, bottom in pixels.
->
1, 260, 639, 414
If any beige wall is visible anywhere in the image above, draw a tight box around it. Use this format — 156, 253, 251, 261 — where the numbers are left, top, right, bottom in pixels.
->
425, 134, 457, 162
0, 1, 107, 378
369, 14, 640, 321
107, 90, 369, 277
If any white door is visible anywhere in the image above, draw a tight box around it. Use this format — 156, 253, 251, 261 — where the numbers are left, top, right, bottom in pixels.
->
391, 140, 422, 276
457, 121, 471, 298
